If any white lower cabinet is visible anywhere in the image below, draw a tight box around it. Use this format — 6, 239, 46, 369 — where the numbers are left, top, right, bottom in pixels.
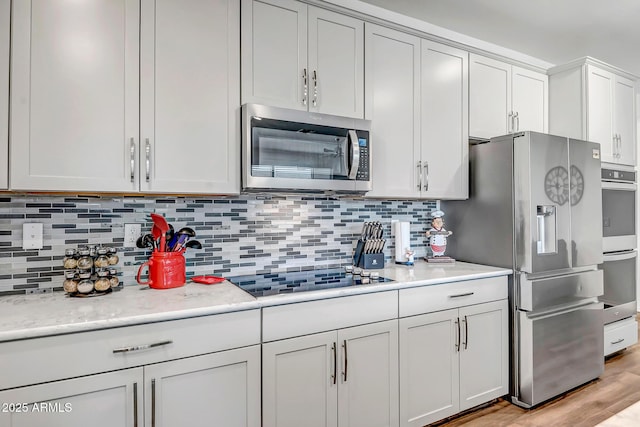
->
399, 293, 508, 426
0, 368, 143, 427
263, 319, 399, 427
0, 346, 260, 427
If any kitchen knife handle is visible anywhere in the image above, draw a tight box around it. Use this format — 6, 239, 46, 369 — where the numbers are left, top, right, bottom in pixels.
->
145, 138, 151, 182
130, 137, 136, 182
113, 340, 173, 353
312, 70, 318, 107
151, 379, 156, 427
133, 382, 138, 427
463, 315, 468, 350
332, 342, 337, 385
342, 339, 348, 382
347, 130, 360, 180
423, 161, 429, 192
302, 68, 308, 106
455, 318, 460, 352
417, 161, 422, 190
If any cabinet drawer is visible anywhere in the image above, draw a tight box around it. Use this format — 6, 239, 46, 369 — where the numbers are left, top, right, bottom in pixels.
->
262, 291, 398, 342
0, 309, 260, 390
604, 317, 638, 356
399, 277, 507, 317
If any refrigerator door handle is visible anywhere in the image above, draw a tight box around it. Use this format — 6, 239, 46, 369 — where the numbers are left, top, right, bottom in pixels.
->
526, 299, 601, 320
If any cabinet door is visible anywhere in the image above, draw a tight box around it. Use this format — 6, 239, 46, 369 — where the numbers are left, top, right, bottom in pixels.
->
399, 309, 459, 427
0, 368, 143, 427
308, 7, 363, 118
587, 65, 615, 163
241, 0, 307, 110
140, 0, 240, 194
512, 66, 548, 133
262, 332, 338, 427
469, 54, 511, 139
144, 345, 261, 427
458, 300, 509, 411
365, 24, 421, 198
338, 319, 399, 427
10, 0, 139, 192
0, 0, 8, 189
614, 75, 636, 166
421, 40, 468, 199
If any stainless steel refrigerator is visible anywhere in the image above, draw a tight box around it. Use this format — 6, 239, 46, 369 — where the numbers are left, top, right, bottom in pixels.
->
444, 131, 604, 408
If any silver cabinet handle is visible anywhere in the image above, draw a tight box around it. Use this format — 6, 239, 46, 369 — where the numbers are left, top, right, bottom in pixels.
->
423, 161, 429, 192
145, 138, 151, 182
617, 134, 622, 158
331, 342, 337, 385
347, 130, 360, 179
302, 68, 308, 106
455, 318, 460, 352
448, 292, 474, 298
514, 112, 519, 132
611, 338, 625, 345
113, 340, 173, 353
342, 339, 348, 382
508, 111, 514, 133
130, 137, 136, 182
463, 315, 468, 350
312, 70, 318, 107
417, 161, 422, 190
133, 382, 138, 427
151, 379, 156, 427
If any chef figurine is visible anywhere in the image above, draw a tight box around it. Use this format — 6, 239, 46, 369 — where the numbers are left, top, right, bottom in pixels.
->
426, 210, 453, 258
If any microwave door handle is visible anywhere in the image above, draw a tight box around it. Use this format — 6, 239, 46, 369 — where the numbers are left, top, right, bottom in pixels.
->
347, 130, 360, 180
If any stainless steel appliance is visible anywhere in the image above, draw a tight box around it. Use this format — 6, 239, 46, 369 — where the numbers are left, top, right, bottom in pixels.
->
602, 168, 636, 252
444, 131, 604, 408
241, 103, 372, 193
600, 250, 637, 325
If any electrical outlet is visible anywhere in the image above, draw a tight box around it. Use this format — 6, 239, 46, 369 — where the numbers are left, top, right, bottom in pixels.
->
124, 224, 142, 247
23, 223, 43, 249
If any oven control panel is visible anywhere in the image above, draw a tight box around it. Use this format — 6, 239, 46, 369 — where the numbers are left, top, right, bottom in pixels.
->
602, 168, 636, 183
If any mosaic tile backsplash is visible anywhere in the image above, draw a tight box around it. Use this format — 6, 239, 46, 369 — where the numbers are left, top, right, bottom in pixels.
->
0, 195, 438, 294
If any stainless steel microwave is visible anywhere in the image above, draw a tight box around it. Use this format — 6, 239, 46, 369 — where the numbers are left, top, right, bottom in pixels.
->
241, 104, 372, 193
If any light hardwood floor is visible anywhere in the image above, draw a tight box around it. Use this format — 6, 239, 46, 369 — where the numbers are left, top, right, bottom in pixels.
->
432, 316, 640, 427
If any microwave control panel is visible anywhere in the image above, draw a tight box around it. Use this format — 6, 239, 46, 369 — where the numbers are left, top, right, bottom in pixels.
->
357, 138, 370, 181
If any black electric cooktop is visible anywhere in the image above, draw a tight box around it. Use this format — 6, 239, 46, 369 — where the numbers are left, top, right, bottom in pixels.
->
228, 268, 394, 297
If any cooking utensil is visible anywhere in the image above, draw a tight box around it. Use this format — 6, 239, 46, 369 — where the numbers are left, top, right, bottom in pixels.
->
171, 227, 196, 252
150, 213, 169, 252
183, 239, 202, 250
136, 234, 155, 250
151, 224, 162, 251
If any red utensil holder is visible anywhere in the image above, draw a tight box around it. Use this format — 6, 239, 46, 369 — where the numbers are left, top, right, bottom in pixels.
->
136, 251, 186, 289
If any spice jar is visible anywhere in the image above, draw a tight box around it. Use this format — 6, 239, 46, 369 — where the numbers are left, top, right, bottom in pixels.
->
63, 249, 78, 269
63, 270, 78, 293
109, 268, 119, 288
77, 249, 93, 270
77, 279, 94, 294
94, 270, 111, 292
94, 248, 110, 268
107, 247, 119, 265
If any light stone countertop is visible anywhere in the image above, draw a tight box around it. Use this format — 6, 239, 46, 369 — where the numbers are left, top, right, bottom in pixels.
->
0, 260, 511, 342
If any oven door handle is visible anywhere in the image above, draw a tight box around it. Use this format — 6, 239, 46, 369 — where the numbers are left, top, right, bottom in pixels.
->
603, 250, 637, 262
601, 181, 637, 191
347, 130, 360, 180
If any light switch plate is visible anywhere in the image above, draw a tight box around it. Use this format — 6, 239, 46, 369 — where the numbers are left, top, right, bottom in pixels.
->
23, 223, 43, 250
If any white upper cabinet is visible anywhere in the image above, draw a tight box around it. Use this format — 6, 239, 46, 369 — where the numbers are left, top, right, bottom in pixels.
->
0, 0, 8, 190
241, 0, 364, 118
10, 0, 239, 193
10, 0, 140, 192
366, 24, 468, 199
549, 58, 637, 166
140, 0, 240, 194
470, 54, 548, 140
420, 40, 468, 199
365, 24, 420, 198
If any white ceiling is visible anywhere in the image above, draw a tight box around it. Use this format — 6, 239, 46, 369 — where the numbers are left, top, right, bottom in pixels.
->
358, 0, 640, 76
